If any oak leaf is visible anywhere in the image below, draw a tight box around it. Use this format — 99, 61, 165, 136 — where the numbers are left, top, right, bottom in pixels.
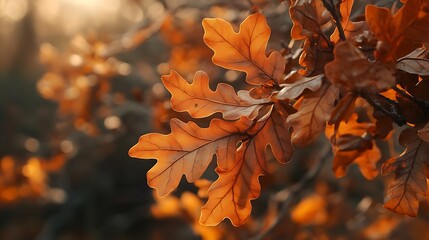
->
200, 104, 293, 226
326, 114, 380, 180
287, 82, 339, 146
366, 0, 429, 60
330, 0, 367, 43
382, 128, 429, 217
202, 13, 284, 85
128, 117, 252, 197
162, 70, 268, 120
325, 41, 395, 91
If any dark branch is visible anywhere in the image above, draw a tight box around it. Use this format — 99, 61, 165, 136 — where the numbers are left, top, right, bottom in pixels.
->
322, 0, 346, 41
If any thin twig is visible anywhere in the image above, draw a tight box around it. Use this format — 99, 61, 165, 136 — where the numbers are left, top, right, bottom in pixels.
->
251, 144, 332, 240
360, 88, 407, 126
322, 0, 346, 41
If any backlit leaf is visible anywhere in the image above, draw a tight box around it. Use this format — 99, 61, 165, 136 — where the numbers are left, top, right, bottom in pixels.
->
129, 118, 252, 197
366, 0, 429, 60
202, 13, 285, 85
200, 104, 293, 226
162, 70, 267, 120
330, 0, 367, 43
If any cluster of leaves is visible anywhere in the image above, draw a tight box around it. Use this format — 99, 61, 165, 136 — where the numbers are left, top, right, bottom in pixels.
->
38, 35, 130, 130
130, 0, 429, 227
0, 155, 65, 205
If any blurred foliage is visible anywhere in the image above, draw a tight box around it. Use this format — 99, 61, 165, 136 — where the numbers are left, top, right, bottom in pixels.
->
0, 0, 429, 239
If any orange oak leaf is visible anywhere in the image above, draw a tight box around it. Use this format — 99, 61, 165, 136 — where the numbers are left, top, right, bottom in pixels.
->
162, 70, 268, 120
200, 139, 264, 226
289, 0, 332, 40
202, 13, 285, 85
397, 47, 429, 76
128, 117, 252, 197
200, 104, 293, 226
330, 0, 367, 43
276, 72, 324, 100
287, 82, 339, 146
326, 114, 380, 180
325, 41, 395, 91
382, 128, 429, 217
366, 0, 429, 60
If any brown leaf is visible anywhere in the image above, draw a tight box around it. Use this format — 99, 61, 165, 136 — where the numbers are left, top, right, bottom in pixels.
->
202, 13, 284, 85
325, 41, 395, 91
129, 118, 252, 196
366, 0, 429, 60
328, 92, 358, 126
276, 72, 324, 100
382, 128, 429, 217
289, 0, 332, 40
397, 47, 429, 76
162, 70, 267, 120
287, 82, 339, 146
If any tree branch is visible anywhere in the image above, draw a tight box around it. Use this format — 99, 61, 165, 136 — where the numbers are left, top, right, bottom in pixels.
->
322, 0, 346, 41
360, 89, 407, 126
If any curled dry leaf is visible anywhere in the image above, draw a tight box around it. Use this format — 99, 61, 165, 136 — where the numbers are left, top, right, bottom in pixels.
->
287, 82, 339, 146
382, 128, 429, 217
289, 0, 332, 40
325, 41, 395, 91
276, 72, 324, 100
202, 13, 285, 85
397, 47, 429, 76
366, 0, 429, 60
128, 117, 252, 197
162, 70, 268, 120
